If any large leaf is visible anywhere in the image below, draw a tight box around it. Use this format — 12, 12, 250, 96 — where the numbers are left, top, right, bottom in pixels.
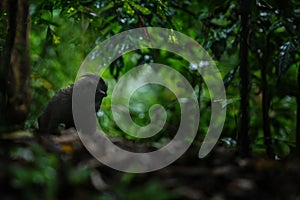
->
276, 40, 297, 80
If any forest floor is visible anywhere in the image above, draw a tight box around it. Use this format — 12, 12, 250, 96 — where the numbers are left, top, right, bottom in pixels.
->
1, 130, 300, 200
94, 144, 300, 200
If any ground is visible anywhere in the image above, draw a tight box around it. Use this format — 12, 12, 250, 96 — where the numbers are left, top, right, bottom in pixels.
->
1, 130, 300, 200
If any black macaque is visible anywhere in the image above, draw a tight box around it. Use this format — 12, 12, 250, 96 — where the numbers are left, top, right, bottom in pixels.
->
38, 74, 107, 134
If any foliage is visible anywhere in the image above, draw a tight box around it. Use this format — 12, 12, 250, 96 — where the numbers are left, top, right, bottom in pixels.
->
2, 0, 299, 198
4, 144, 59, 199
27, 0, 300, 156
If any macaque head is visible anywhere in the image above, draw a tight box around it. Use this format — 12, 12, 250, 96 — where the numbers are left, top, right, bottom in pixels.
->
78, 74, 108, 111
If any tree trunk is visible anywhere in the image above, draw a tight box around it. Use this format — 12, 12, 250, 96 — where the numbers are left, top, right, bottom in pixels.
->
261, 71, 275, 158
237, 0, 250, 157
296, 66, 300, 156
0, 0, 31, 131
261, 35, 275, 158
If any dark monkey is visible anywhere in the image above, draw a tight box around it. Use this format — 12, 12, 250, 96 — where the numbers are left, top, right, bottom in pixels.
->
38, 74, 107, 134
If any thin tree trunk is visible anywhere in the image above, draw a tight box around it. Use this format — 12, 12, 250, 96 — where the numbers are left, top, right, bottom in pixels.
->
261, 35, 275, 158
296, 66, 300, 156
261, 71, 275, 158
0, 0, 31, 130
238, 0, 250, 157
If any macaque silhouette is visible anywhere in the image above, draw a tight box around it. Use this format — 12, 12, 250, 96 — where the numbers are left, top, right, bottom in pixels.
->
38, 74, 107, 134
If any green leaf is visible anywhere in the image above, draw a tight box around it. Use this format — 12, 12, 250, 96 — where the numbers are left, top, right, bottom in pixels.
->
123, 2, 135, 16
129, 2, 151, 15
276, 40, 297, 79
